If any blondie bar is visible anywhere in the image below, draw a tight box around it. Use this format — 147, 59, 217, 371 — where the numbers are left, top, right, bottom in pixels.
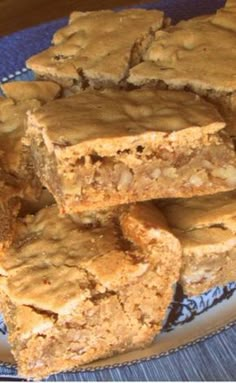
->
26, 88, 236, 213
158, 190, 236, 295
0, 81, 60, 200
0, 202, 181, 378
128, 0, 236, 136
26, 9, 164, 93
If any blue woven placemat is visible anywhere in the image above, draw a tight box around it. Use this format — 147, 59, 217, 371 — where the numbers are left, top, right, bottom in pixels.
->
1, 0, 236, 381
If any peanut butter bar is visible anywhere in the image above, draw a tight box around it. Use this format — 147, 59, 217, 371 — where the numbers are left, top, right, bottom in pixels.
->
158, 190, 236, 296
128, 0, 236, 136
26, 9, 164, 93
0, 81, 61, 201
0, 202, 181, 379
27, 87, 236, 213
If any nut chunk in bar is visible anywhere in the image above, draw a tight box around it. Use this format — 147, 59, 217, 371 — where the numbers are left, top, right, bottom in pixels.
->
0, 203, 181, 379
128, 0, 236, 136
158, 190, 236, 296
26, 9, 164, 92
27, 88, 236, 213
0, 81, 61, 201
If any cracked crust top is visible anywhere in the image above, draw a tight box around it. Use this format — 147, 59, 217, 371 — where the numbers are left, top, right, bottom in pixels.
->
0, 81, 61, 198
128, 0, 236, 94
0, 202, 181, 321
158, 190, 236, 255
26, 9, 164, 88
26, 88, 225, 157
158, 190, 236, 232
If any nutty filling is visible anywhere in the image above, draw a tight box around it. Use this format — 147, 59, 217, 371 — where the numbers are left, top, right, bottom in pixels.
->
1, 221, 173, 377
182, 247, 236, 288
31, 130, 236, 212
177, 223, 236, 293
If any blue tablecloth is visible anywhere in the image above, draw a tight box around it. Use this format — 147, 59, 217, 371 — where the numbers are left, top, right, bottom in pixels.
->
1, 0, 236, 380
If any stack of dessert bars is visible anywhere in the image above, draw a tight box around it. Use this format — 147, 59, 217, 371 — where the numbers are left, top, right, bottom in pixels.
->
0, 0, 236, 378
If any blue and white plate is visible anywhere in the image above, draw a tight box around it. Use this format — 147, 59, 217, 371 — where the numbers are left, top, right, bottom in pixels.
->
0, 0, 235, 377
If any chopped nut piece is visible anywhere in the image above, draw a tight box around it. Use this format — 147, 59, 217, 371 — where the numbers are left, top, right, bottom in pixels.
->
150, 168, 161, 179
189, 175, 203, 187
117, 167, 133, 190
212, 165, 236, 187
162, 167, 177, 178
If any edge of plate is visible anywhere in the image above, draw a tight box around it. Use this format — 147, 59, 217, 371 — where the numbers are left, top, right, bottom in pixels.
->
0, 317, 235, 376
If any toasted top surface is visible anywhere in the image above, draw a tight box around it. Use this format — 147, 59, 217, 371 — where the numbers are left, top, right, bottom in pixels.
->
26, 9, 164, 83
212, 0, 236, 32
0, 81, 60, 175
128, 1, 236, 93
159, 190, 236, 252
27, 88, 224, 153
0, 203, 180, 315
159, 190, 236, 232
1, 81, 61, 103
175, 226, 236, 253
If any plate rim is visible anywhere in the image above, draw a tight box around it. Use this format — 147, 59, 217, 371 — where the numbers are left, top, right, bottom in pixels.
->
0, 318, 235, 376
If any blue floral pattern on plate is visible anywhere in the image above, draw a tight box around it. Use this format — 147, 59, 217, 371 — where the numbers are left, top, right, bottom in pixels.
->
0, 1, 235, 378
164, 282, 236, 331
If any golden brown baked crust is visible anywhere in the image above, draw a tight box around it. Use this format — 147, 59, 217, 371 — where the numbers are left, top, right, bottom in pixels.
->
26, 9, 164, 91
128, 0, 236, 136
1, 81, 61, 103
158, 190, 236, 295
27, 88, 225, 149
26, 87, 236, 213
0, 81, 61, 201
212, 0, 236, 33
129, 0, 236, 92
0, 202, 181, 379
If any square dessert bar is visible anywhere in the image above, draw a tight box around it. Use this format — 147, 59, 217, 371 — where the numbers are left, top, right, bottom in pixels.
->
128, 0, 236, 137
27, 87, 236, 213
0, 202, 181, 379
158, 190, 236, 296
0, 81, 60, 201
26, 9, 164, 92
